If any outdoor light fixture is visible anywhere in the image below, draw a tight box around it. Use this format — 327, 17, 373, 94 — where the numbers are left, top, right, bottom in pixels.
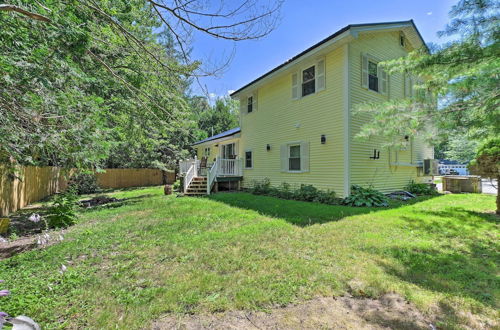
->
404, 135, 409, 141
321, 135, 326, 144
266, 144, 271, 151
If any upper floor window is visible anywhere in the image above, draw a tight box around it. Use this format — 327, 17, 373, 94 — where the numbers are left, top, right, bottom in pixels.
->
204, 147, 210, 157
361, 53, 388, 95
291, 58, 325, 99
302, 66, 315, 97
399, 32, 406, 48
247, 96, 253, 113
368, 61, 379, 92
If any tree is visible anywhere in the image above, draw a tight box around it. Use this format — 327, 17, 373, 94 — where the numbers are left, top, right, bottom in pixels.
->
469, 138, 500, 214
0, 0, 282, 169
355, 0, 499, 150
195, 96, 239, 139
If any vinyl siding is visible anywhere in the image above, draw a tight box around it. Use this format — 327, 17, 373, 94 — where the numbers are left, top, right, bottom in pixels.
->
196, 137, 241, 163
239, 46, 346, 194
348, 31, 433, 192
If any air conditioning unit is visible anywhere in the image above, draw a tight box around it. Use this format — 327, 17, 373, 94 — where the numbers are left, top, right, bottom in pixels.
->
423, 159, 439, 176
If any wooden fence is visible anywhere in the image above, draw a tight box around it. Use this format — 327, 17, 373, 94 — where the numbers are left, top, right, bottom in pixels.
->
0, 165, 168, 216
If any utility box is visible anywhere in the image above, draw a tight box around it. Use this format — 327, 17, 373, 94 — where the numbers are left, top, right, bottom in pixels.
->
442, 176, 482, 193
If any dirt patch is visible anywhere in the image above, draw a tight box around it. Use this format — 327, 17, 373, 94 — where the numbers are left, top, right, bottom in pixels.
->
152, 293, 436, 329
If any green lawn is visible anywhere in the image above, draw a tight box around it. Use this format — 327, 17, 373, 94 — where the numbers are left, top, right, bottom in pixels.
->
1, 188, 498, 328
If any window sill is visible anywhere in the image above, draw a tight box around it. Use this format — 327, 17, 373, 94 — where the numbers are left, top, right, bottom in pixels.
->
293, 89, 326, 101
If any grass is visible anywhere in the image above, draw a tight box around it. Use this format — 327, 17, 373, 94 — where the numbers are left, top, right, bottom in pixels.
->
0, 187, 498, 329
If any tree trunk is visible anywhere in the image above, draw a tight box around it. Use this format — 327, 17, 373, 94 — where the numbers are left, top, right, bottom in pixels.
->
497, 176, 500, 215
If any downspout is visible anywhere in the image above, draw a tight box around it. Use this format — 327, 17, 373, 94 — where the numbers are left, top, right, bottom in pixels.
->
343, 43, 351, 197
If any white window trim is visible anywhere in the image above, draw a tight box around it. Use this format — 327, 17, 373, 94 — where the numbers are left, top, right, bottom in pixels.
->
362, 53, 388, 96
287, 143, 302, 172
292, 57, 326, 100
244, 149, 253, 169
247, 95, 253, 113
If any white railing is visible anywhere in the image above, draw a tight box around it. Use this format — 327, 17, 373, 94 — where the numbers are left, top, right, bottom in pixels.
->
183, 163, 197, 193
206, 159, 218, 195
179, 158, 199, 175
218, 158, 242, 176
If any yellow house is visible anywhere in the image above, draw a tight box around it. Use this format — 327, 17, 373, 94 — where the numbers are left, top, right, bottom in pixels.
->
187, 20, 435, 196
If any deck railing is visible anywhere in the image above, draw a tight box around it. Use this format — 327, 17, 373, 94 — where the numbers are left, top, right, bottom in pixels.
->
218, 158, 242, 176
183, 163, 197, 193
179, 158, 199, 175
206, 159, 218, 195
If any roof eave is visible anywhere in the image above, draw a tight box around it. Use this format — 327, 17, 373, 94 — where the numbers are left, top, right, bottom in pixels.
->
230, 20, 427, 99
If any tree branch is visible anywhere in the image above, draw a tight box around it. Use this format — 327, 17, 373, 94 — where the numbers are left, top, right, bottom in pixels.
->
0, 4, 51, 22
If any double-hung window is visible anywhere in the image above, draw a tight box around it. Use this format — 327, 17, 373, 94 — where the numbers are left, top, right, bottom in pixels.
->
247, 96, 253, 113
288, 145, 301, 171
245, 150, 253, 168
204, 147, 210, 157
301, 66, 315, 97
362, 53, 387, 95
368, 61, 379, 92
292, 59, 325, 99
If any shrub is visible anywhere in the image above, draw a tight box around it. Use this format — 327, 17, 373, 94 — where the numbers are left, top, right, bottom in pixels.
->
173, 180, 181, 191
343, 185, 388, 207
68, 172, 100, 195
405, 180, 437, 195
249, 178, 272, 195
248, 179, 339, 205
47, 188, 79, 228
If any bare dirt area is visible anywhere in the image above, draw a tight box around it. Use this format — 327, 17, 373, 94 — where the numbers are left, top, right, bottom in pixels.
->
153, 293, 436, 330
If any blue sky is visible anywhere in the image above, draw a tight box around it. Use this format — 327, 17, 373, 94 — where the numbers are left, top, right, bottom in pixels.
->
189, 0, 457, 98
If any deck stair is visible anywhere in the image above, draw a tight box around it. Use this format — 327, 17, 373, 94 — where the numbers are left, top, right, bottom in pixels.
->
185, 177, 208, 196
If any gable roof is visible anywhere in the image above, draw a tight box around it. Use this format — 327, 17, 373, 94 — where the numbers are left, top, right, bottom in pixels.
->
230, 20, 427, 98
193, 127, 241, 146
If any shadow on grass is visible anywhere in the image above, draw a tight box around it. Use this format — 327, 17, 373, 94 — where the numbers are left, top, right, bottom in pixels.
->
208, 192, 436, 227
373, 207, 499, 308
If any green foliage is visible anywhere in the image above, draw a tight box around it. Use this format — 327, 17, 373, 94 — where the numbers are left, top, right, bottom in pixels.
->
0, 0, 196, 169
343, 185, 389, 207
249, 179, 338, 205
173, 180, 181, 192
47, 188, 79, 228
354, 0, 499, 150
469, 137, 500, 213
68, 172, 100, 195
191, 96, 240, 141
405, 181, 438, 196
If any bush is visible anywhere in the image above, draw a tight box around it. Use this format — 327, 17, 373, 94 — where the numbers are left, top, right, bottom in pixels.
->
248, 179, 339, 205
405, 180, 437, 195
47, 188, 79, 228
68, 172, 100, 195
249, 178, 272, 195
343, 185, 388, 207
173, 180, 181, 192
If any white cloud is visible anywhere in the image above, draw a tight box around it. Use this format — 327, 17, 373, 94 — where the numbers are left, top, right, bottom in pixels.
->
227, 90, 235, 95
427, 11, 433, 15
208, 93, 217, 99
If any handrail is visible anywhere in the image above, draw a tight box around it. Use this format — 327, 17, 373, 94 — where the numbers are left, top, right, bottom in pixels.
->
207, 158, 218, 195
218, 158, 242, 176
183, 163, 196, 193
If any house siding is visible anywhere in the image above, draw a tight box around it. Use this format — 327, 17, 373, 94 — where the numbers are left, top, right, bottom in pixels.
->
348, 31, 432, 192
239, 46, 346, 194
